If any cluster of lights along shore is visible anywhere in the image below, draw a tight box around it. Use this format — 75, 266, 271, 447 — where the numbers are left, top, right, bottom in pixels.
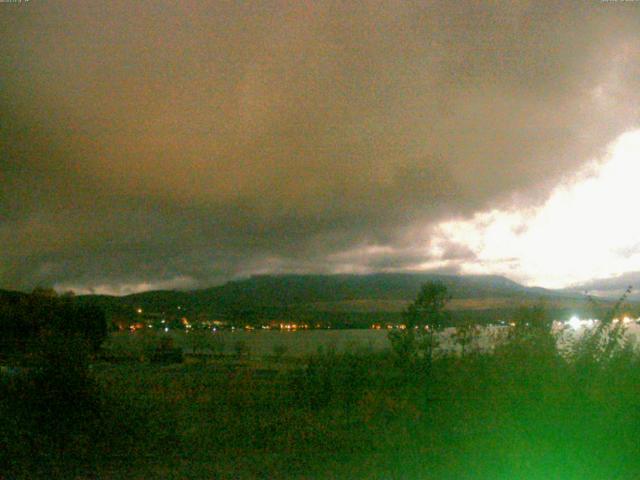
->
127, 305, 640, 334
128, 305, 317, 333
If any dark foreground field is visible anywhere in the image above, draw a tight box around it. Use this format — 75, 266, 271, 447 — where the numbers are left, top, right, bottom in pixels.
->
3, 317, 640, 479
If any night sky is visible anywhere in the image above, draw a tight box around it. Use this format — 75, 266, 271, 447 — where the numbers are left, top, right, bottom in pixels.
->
1, 1, 639, 294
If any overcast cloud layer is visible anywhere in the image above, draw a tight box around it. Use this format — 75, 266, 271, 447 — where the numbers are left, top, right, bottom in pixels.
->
1, 1, 639, 294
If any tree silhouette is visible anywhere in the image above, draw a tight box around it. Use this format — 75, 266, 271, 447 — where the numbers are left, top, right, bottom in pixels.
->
389, 281, 450, 370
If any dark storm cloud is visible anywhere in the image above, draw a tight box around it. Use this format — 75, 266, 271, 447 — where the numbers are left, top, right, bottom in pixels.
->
1, 1, 639, 292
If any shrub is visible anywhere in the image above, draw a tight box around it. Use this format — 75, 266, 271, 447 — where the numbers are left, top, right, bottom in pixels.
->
389, 281, 450, 371
272, 343, 289, 361
234, 339, 250, 358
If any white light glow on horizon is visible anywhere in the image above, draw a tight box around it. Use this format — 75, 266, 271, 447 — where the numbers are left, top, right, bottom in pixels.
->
431, 129, 640, 288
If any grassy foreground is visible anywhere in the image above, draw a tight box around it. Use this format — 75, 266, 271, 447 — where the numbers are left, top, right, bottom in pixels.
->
3, 317, 640, 479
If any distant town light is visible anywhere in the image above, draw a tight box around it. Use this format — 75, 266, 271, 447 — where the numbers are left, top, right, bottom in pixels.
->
567, 315, 582, 330
565, 315, 597, 330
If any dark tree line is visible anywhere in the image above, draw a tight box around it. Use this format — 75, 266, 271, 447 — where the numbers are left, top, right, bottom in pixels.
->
0, 288, 107, 360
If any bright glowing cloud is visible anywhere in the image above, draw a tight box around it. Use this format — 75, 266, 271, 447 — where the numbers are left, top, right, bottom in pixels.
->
431, 129, 640, 288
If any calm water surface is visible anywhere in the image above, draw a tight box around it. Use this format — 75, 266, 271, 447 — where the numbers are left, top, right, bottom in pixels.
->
198, 329, 390, 356
109, 321, 640, 358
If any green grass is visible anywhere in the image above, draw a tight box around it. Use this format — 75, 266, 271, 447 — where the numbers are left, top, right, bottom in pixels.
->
4, 323, 640, 479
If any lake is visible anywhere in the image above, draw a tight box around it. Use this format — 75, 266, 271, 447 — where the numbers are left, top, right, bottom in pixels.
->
106, 320, 640, 359
185, 329, 391, 356
169, 325, 530, 356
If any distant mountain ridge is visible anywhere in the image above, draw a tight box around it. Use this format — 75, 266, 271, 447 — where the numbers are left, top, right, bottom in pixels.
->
60, 273, 584, 315
1, 274, 599, 326
565, 271, 640, 299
